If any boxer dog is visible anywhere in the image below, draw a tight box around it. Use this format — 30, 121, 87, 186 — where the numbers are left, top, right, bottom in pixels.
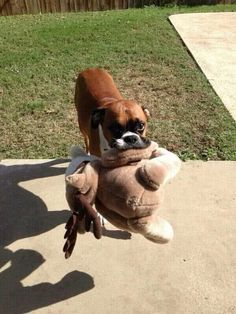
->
75, 68, 150, 157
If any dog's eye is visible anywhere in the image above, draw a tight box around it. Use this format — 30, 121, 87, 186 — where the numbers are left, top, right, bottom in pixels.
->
137, 122, 145, 132
139, 123, 145, 130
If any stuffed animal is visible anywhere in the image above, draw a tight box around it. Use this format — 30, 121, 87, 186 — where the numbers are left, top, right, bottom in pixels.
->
63, 142, 181, 258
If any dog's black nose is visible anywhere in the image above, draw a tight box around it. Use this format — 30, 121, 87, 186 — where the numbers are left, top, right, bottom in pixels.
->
123, 135, 139, 145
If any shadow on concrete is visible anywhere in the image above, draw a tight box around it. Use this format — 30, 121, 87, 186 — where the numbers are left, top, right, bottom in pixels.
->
0, 159, 69, 248
102, 228, 132, 240
0, 248, 94, 314
0, 160, 95, 312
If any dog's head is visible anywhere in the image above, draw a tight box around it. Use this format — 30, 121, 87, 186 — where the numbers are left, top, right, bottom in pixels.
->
91, 99, 150, 153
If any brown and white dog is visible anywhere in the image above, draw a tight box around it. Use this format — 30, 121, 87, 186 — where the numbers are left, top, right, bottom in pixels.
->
74, 68, 150, 157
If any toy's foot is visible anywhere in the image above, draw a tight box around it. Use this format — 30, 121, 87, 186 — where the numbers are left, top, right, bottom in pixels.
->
144, 218, 174, 244
128, 216, 174, 244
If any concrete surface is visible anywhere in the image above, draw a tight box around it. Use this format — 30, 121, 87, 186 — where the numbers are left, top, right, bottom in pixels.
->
169, 12, 236, 121
0, 159, 236, 314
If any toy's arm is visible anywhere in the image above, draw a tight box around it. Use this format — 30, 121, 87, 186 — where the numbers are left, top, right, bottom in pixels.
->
152, 148, 181, 184
66, 161, 99, 203
63, 193, 102, 259
64, 160, 101, 258
139, 148, 181, 188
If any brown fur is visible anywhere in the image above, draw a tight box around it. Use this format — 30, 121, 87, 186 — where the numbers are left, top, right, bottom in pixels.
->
75, 68, 149, 156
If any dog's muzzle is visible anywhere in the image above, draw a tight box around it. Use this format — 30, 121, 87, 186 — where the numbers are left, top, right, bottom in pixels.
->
112, 132, 151, 150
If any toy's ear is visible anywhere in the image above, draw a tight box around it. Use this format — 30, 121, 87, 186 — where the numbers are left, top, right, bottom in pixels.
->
91, 108, 106, 129
142, 106, 151, 120
66, 173, 86, 189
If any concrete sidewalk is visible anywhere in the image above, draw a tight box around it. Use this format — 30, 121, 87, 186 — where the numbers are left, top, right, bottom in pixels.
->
0, 159, 236, 313
169, 12, 236, 121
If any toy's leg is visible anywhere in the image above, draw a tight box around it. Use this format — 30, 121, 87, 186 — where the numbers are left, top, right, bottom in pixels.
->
97, 213, 107, 227
78, 217, 86, 234
128, 214, 174, 243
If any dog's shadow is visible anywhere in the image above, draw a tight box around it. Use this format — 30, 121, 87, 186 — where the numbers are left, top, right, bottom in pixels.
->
0, 159, 70, 248
0, 158, 131, 312
0, 159, 94, 312
0, 248, 94, 314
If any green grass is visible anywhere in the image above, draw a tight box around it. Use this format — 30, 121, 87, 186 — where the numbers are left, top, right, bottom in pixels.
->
0, 5, 236, 160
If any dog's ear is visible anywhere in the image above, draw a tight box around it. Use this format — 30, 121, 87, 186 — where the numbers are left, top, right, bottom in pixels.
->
100, 97, 117, 107
91, 108, 106, 129
142, 106, 151, 120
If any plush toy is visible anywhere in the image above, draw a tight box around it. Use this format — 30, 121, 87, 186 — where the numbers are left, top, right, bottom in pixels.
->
63, 142, 181, 258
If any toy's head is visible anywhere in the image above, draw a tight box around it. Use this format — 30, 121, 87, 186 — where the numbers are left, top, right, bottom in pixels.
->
101, 140, 159, 168
96, 141, 164, 219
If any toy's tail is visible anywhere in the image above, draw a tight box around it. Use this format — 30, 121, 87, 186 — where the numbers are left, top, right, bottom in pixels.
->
66, 146, 98, 177
70, 145, 87, 159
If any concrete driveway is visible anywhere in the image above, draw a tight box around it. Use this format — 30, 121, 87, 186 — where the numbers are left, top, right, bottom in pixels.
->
169, 12, 236, 121
0, 159, 236, 314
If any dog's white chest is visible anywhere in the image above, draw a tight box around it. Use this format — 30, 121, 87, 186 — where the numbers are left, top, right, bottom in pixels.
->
98, 125, 110, 153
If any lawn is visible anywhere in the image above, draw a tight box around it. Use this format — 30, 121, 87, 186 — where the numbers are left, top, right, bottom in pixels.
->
0, 5, 236, 160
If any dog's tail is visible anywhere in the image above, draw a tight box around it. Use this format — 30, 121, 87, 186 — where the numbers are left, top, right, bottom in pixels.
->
70, 145, 87, 159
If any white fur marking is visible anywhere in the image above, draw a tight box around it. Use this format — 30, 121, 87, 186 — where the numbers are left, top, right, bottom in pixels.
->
98, 124, 110, 153
114, 131, 144, 150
